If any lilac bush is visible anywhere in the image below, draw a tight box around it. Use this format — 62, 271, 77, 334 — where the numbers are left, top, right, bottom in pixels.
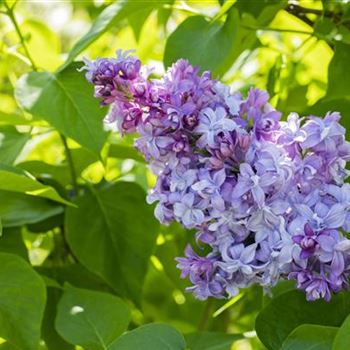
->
82, 50, 350, 302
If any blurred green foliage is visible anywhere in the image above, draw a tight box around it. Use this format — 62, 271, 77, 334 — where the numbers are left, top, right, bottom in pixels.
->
0, 0, 349, 349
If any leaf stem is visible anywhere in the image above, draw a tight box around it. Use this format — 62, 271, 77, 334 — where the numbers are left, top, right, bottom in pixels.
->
3, 0, 37, 71
60, 134, 79, 196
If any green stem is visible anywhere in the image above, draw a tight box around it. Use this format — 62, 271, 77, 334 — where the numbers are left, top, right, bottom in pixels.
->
3, 0, 37, 71
60, 134, 78, 196
198, 298, 214, 331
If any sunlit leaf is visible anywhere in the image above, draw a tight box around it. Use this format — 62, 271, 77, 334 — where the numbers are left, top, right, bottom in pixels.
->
15, 64, 107, 156
164, 9, 240, 76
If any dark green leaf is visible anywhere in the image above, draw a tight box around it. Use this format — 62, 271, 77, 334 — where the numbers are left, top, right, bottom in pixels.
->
0, 190, 63, 227
37, 263, 111, 292
332, 314, 350, 350
255, 290, 350, 350
42, 288, 74, 350
0, 253, 46, 350
185, 331, 243, 350
164, 9, 240, 76
0, 126, 29, 165
55, 285, 131, 350
108, 323, 186, 350
15, 64, 107, 155
326, 42, 350, 100
281, 324, 337, 350
65, 182, 159, 304
0, 227, 28, 260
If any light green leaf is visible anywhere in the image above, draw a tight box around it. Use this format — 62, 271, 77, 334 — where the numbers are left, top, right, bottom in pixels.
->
15, 64, 107, 155
281, 324, 337, 350
65, 182, 159, 304
185, 331, 243, 350
0, 253, 46, 350
332, 314, 350, 350
55, 285, 131, 350
0, 126, 29, 165
108, 144, 145, 163
0, 112, 33, 126
0, 169, 71, 205
108, 323, 186, 350
255, 291, 350, 350
0, 190, 63, 227
164, 9, 240, 76
61, 1, 164, 69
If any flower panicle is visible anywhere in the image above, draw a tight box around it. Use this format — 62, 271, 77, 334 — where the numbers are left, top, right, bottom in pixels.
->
83, 49, 350, 302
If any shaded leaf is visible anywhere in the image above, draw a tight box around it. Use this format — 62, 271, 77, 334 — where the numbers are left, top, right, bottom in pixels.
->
185, 331, 243, 350
108, 323, 186, 350
332, 314, 350, 350
326, 42, 350, 100
0, 190, 63, 227
55, 285, 131, 350
0, 253, 46, 350
0, 126, 29, 165
255, 290, 350, 350
65, 182, 159, 304
281, 324, 337, 350
0, 227, 28, 260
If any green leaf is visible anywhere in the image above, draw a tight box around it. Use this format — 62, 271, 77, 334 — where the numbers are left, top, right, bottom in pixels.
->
281, 325, 337, 350
42, 288, 74, 350
0, 253, 46, 350
0, 169, 71, 205
185, 331, 243, 350
326, 42, 350, 100
128, 8, 153, 42
255, 290, 350, 350
332, 314, 350, 350
55, 285, 131, 350
65, 182, 159, 304
0, 190, 63, 227
15, 64, 107, 155
108, 323, 186, 350
0, 111, 33, 126
0, 227, 28, 260
0, 127, 29, 165
61, 1, 164, 69
108, 144, 145, 163
164, 9, 240, 76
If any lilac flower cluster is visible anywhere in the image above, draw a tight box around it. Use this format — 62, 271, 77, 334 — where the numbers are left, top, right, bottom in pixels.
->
82, 50, 350, 302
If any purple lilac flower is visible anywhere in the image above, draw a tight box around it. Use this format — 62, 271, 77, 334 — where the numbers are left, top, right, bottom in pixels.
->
83, 49, 350, 302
